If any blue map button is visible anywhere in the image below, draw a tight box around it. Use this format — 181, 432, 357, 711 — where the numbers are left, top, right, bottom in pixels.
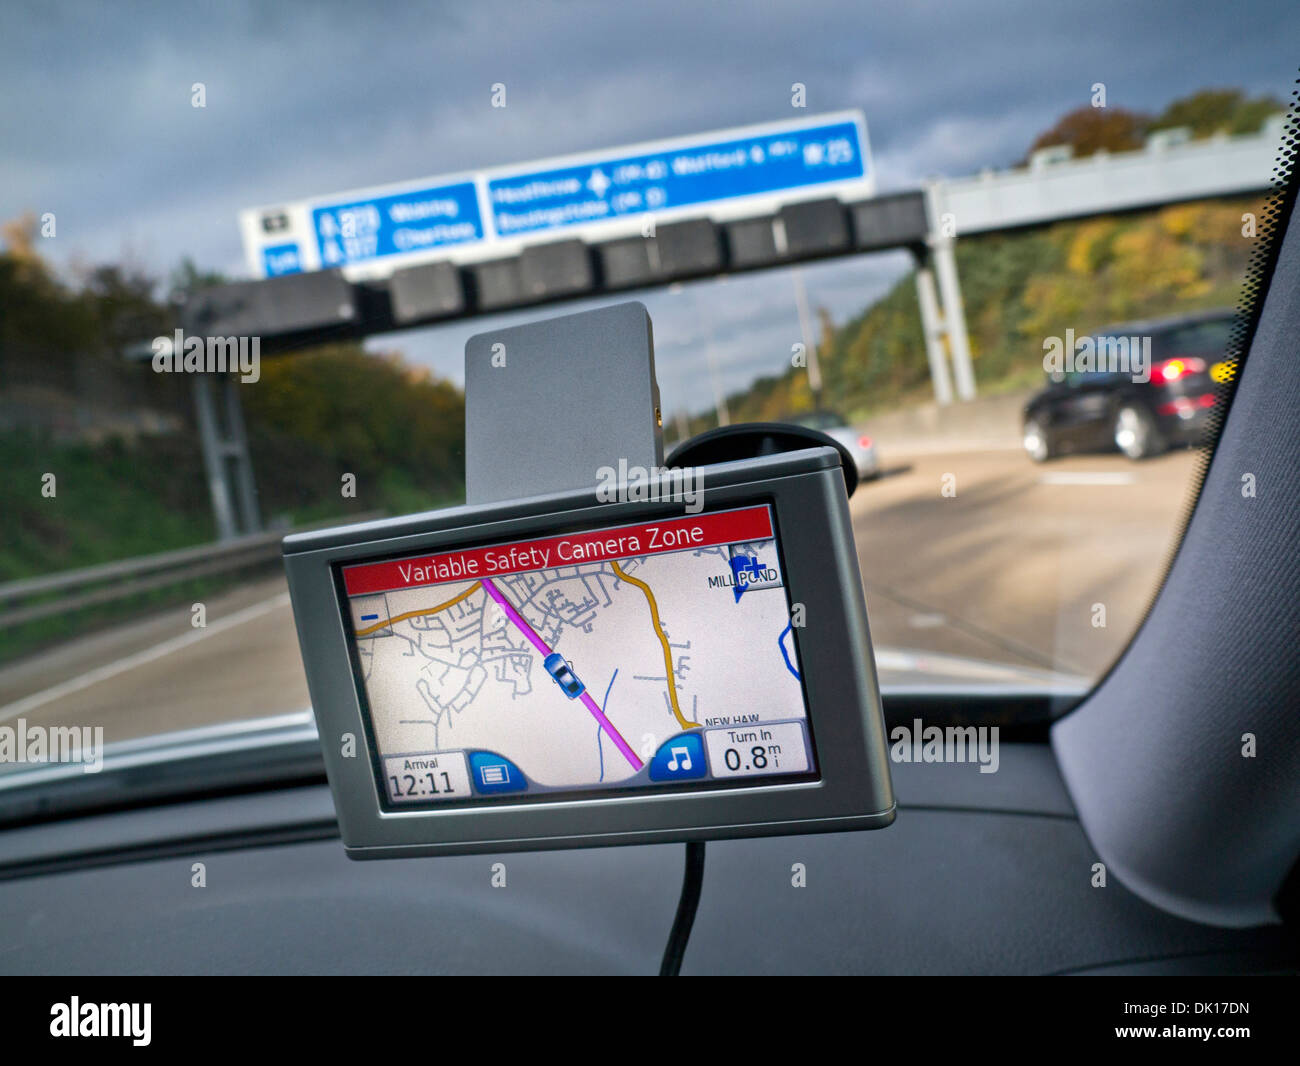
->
468, 751, 528, 794
648, 733, 707, 782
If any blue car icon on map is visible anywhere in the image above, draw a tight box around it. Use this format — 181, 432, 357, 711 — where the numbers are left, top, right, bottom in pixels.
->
543, 652, 586, 699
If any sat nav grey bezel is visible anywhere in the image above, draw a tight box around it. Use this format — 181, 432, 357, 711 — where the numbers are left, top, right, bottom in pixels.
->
282, 447, 895, 858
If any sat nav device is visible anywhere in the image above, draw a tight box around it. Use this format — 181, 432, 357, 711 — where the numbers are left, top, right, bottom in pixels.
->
283, 301, 892, 857
283, 449, 895, 857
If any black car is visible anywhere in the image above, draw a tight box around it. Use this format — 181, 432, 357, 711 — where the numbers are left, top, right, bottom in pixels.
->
1022, 310, 1234, 461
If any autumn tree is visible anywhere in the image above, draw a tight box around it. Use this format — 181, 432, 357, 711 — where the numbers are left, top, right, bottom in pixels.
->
1027, 106, 1150, 158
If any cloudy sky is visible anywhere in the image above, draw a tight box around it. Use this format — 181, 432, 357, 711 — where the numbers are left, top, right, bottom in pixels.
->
3, 0, 1298, 416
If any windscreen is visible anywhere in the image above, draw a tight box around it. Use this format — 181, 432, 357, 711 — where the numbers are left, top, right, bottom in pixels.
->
339, 504, 817, 807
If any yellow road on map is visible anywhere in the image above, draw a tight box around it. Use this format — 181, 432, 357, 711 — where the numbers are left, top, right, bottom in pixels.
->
354, 581, 483, 636
610, 560, 699, 730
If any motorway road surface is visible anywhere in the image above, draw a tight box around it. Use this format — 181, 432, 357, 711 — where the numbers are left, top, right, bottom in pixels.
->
0, 445, 1198, 748
852, 446, 1197, 679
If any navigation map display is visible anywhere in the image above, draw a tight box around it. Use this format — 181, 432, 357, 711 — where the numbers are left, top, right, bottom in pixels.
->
339, 504, 817, 808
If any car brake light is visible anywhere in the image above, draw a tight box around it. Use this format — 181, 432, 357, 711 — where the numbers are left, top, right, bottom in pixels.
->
1155, 357, 1207, 382
858, 435, 873, 449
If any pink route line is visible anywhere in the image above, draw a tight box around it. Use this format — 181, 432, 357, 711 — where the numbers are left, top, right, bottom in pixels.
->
480, 576, 644, 771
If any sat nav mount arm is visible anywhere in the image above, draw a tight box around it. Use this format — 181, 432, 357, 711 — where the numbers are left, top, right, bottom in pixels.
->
464, 301, 665, 506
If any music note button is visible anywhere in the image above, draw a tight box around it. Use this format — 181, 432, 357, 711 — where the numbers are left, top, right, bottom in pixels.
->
648, 733, 707, 781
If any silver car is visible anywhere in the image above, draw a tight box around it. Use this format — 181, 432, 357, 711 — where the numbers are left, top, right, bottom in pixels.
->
784, 410, 880, 479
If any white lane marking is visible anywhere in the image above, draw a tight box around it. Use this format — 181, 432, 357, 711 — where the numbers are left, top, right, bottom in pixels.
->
0, 592, 292, 724
1038, 471, 1136, 486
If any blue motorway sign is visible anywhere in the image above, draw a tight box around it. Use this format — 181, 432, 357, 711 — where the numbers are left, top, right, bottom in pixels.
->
242, 113, 871, 276
312, 180, 484, 269
487, 117, 866, 237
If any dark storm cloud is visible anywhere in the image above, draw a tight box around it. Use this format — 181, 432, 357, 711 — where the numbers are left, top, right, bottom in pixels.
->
2, 0, 1297, 406
5, 0, 1297, 272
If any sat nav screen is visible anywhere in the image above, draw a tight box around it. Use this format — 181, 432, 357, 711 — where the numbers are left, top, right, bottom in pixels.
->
340, 504, 817, 807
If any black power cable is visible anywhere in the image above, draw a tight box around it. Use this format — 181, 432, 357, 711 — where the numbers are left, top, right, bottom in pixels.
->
659, 840, 706, 976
